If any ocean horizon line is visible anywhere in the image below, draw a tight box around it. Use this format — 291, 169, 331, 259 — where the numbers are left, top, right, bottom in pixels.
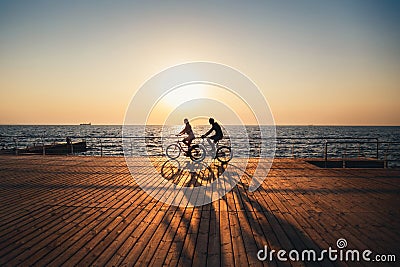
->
1, 124, 400, 127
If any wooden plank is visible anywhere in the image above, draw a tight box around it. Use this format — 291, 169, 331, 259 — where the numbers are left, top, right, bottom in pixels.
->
191, 204, 211, 266
110, 172, 186, 265
206, 200, 221, 267
0, 156, 399, 266
61, 172, 164, 266
134, 175, 198, 265
161, 206, 196, 266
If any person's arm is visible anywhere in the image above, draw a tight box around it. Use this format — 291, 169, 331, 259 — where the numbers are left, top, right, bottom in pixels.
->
178, 124, 189, 136
178, 127, 185, 136
203, 126, 213, 137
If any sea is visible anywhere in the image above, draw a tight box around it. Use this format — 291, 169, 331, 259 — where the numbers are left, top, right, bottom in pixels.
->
0, 125, 399, 166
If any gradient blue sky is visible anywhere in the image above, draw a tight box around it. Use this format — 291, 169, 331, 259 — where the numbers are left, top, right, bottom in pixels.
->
0, 0, 399, 125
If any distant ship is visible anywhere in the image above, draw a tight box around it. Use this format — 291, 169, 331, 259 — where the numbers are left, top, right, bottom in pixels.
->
80, 122, 91, 126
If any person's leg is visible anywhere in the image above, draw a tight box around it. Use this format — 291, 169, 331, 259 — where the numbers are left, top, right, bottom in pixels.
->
183, 137, 189, 146
214, 136, 224, 158
187, 138, 193, 148
205, 137, 213, 147
182, 137, 190, 156
209, 136, 217, 157
215, 135, 223, 143
183, 137, 194, 156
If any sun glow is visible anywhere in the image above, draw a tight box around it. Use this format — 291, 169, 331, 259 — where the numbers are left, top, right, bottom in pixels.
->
1, 1, 399, 125
146, 83, 257, 125
159, 84, 209, 110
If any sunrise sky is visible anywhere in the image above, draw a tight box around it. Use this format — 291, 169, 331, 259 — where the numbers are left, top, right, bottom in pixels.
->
0, 1, 399, 125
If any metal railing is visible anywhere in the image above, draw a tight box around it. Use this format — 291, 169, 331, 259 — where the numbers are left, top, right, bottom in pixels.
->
1, 135, 399, 167
324, 139, 379, 161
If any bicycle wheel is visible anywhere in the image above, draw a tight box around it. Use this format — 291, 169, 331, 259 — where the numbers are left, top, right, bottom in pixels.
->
166, 144, 181, 159
189, 145, 206, 162
216, 146, 232, 163
161, 160, 180, 180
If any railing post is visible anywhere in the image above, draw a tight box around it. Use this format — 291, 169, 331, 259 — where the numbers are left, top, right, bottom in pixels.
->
14, 138, 18, 155
291, 144, 294, 158
131, 138, 133, 156
384, 152, 387, 168
385, 143, 390, 168
42, 137, 45, 155
376, 138, 379, 159
100, 139, 103, 157
324, 141, 328, 168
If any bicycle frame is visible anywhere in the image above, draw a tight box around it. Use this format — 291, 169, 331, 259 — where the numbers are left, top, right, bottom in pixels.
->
166, 137, 206, 162
198, 137, 233, 163
166, 137, 230, 163
174, 139, 191, 153
199, 137, 219, 152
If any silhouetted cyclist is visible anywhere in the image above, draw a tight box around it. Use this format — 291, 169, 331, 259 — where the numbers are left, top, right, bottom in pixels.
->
201, 118, 223, 155
177, 118, 195, 148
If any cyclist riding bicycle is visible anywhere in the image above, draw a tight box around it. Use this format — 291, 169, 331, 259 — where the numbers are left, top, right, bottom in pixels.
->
177, 118, 195, 155
201, 118, 223, 155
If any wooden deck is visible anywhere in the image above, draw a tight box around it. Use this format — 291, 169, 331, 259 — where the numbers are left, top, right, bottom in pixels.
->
0, 155, 399, 266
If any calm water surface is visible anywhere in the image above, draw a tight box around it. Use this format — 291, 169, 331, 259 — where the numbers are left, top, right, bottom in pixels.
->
0, 125, 399, 165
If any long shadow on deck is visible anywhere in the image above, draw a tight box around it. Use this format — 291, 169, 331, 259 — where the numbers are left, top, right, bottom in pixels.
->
151, 160, 339, 267
1, 156, 398, 266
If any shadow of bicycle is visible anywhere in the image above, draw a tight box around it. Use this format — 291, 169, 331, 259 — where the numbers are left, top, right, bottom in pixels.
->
157, 158, 229, 187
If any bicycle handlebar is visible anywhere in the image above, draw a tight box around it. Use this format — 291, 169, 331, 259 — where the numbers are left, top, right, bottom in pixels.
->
172, 135, 208, 139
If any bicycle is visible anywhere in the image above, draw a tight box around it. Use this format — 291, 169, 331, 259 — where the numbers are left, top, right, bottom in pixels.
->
199, 137, 233, 164
165, 138, 206, 162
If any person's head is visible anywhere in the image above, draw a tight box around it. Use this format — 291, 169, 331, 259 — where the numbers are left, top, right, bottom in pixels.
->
184, 118, 189, 124
209, 118, 214, 124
